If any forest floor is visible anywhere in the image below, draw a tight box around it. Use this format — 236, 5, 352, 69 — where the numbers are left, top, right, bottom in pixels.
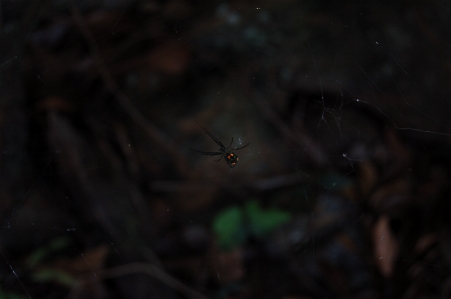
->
1, 1, 451, 299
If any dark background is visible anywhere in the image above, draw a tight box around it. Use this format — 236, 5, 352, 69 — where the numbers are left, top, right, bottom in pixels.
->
1, 1, 451, 298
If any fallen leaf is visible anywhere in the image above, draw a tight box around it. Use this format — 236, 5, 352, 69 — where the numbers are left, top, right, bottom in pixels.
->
209, 246, 244, 284
147, 40, 191, 75
52, 245, 109, 276
373, 216, 398, 277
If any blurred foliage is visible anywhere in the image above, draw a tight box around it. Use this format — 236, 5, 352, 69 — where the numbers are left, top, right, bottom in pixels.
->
213, 200, 291, 250
26, 237, 70, 268
1, 0, 451, 298
25, 237, 78, 288
31, 269, 77, 287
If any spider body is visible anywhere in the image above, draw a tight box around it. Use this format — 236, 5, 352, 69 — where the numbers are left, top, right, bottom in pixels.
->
190, 122, 250, 168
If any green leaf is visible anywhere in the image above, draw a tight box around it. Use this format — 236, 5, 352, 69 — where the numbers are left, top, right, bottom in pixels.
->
27, 237, 69, 268
27, 247, 48, 268
212, 206, 246, 250
245, 201, 291, 237
212, 201, 291, 250
47, 237, 70, 251
32, 269, 77, 287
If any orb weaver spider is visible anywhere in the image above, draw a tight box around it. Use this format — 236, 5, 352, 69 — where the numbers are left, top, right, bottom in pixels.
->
190, 122, 250, 168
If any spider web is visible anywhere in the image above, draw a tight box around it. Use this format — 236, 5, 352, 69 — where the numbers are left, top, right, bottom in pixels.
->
1, 1, 450, 298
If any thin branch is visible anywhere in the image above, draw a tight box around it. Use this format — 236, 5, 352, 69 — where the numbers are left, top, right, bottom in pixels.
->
68, 262, 209, 299
251, 93, 328, 167
70, 6, 189, 175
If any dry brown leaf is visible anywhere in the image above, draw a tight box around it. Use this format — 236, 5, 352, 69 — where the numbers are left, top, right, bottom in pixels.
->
373, 215, 398, 277
147, 40, 191, 75
209, 246, 244, 284
369, 177, 410, 210
358, 160, 378, 197
37, 96, 75, 113
414, 233, 438, 254
52, 245, 109, 276
85, 10, 132, 36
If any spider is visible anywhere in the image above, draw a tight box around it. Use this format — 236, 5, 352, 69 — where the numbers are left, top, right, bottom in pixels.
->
190, 122, 250, 168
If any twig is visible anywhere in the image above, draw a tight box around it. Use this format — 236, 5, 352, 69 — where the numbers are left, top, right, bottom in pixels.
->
251, 94, 328, 167
67, 262, 209, 299
70, 6, 189, 175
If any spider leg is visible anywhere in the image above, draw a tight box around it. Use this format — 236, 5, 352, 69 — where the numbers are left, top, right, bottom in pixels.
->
233, 143, 250, 151
227, 137, 233, 149
214, 155, 223, 162
190, 148, 223, 156
195, 121, 225, 148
